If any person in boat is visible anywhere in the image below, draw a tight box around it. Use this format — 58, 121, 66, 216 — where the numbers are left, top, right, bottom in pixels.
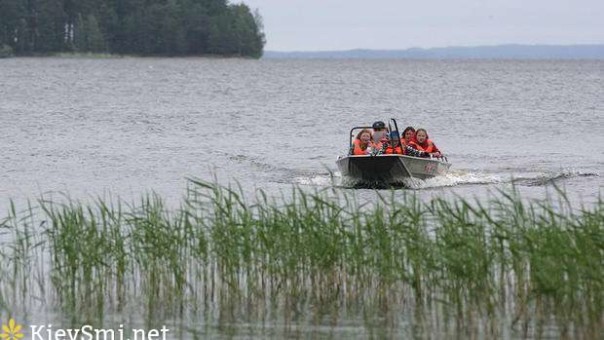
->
371, 121, 389, 144
384, 131, 404, 154
370, 131, 389, 154
381, 130, 429, 157
408, 128, 442, 158
401, 126, 416, 146
351, 129, 375, 155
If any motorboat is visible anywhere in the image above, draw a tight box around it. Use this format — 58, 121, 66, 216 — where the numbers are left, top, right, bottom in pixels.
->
336, 154, 451, 187
336, 119, 451, 187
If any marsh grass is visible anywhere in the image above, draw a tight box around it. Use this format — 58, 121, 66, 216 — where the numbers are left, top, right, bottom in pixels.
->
0, 181, 602, 338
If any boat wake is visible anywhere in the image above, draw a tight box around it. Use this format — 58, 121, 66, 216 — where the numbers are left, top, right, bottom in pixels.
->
403, 169, 598, 189
222, 153, 598, 190
294, 169, 599, 190
511, 170, 599, 187
402, 171, 503, 189
294, 172, 337, 186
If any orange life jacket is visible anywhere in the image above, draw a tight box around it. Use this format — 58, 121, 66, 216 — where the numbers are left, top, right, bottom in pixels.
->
426, 139, 440, 153
401, 137, 414, 147
408, 139, 439, 153
352, 139, 371, 155
372, 140, 391, 154
385, 143, 404, 155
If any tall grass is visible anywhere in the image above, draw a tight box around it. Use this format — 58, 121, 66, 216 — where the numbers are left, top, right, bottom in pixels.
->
0, 181, 602, 338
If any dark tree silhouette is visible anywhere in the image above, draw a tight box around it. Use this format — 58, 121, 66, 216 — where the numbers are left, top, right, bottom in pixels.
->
0, 0, 265, 58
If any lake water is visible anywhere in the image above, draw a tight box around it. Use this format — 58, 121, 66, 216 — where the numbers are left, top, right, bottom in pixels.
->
0, 57, 603, 337
1, 58, 602, 208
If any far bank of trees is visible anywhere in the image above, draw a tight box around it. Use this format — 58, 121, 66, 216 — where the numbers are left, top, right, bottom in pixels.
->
0, 0, 265, 58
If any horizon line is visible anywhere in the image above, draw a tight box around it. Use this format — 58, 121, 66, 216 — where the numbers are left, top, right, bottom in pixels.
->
265, 43, 604, 54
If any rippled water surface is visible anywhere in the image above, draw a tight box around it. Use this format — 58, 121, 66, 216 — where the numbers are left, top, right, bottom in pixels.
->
0, 58, 603, 338
1, 58, 602, 206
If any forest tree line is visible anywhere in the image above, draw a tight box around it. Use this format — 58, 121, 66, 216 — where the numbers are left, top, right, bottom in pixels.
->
0, 0, 265, 58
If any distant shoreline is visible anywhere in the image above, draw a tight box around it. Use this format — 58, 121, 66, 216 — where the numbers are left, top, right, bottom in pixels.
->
0, 52, 263, 60
263, 44, 604, 60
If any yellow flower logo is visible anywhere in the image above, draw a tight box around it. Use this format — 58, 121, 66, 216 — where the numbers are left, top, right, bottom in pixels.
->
1, 319, 24, 340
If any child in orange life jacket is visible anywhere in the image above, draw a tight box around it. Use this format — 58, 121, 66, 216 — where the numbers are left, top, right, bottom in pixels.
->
376, 131, 429, 157
401, 126, 416, 147
384, 131, 404, 155
351, 129, 374, 155
372, 130, 390, 155
408, 128, 442, 158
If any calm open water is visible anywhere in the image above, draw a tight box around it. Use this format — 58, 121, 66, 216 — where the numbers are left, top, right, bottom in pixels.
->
0, 57, 603, 337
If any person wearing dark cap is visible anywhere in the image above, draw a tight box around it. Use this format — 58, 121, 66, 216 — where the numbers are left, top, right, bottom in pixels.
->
371, 121, 389, 144
372, 121, 386, 130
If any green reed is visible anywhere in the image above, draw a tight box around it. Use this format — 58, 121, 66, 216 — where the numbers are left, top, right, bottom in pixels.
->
0, 181, 602, 338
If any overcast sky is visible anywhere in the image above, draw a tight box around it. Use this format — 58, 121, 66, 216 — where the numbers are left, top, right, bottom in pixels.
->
242, 0, 604, 51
